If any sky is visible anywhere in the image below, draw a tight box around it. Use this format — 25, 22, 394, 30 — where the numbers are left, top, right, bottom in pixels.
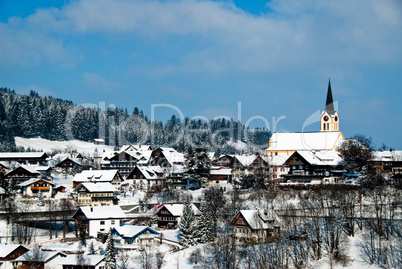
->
0, 0, 401, 149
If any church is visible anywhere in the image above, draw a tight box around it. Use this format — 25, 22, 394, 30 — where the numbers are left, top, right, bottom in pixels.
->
265, 78, 345, 157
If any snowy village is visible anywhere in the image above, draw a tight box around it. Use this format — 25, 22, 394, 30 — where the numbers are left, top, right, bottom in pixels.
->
0, 80, 401, 269
1, 1, 402, 268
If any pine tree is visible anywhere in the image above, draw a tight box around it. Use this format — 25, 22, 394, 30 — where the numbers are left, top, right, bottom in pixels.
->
184, 142, 210, 188
197, 203, 215, 243
104, 228, 116, 269
88, 241, 97, 255
179, 201, 197, 247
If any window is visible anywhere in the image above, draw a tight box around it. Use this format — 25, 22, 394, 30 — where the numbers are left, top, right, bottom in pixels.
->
100, 221, 105, 225
111, 220, 115, 225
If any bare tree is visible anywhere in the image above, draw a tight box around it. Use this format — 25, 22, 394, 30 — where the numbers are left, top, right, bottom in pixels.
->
117, 251, 130, 269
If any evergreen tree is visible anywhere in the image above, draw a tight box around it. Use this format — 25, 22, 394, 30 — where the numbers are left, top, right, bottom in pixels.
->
104, 228, 117, 269
184, 142, 211, 188
197, 204, 215, 243
88, 241, 97, 255
179, 201, 197, 247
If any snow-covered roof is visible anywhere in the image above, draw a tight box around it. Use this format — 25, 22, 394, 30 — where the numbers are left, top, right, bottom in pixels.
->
15, 250, 65, 262
0, 244, 27, 258
372, 150, 402, 162
232, 154, 258, 167
59, 254, 104, 266
73, 169, 120, 183
158, 203, 201, 216
76, 205, 126, 219
266, 131, 344, 152
210, 168, 232, 176
163, 151, 185, 165
80, 182, 116, 192
136, 166, 161, 179
238, 209, 279, 230
0, 152, 48, 158
295, 151, 345, 166
113, 224, 158, 239
18, 177, 54, 187
6, 164, 41, 176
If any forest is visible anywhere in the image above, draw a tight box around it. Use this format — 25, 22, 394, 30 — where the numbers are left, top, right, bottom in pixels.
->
0, 87, 270, 154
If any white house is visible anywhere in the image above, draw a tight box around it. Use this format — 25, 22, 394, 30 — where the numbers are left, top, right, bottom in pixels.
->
112, 224, 159, 247
72, 205, 126, 238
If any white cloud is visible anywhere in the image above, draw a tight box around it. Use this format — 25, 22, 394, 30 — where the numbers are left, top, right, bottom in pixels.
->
83, 72, 119, 93
0, 0, 401, 73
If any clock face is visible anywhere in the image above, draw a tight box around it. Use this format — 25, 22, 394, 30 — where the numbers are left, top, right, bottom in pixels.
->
324, 116, 329, 121
335, 116, 338, 121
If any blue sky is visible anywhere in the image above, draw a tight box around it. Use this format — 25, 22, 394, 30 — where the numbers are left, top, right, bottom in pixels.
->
1, 0, 401, 149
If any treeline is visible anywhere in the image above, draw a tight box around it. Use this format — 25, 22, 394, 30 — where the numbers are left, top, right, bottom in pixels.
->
0, 87, 270, 154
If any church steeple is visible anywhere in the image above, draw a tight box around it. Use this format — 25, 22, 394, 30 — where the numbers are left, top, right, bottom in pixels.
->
320, 77, 339, 132
325, 77, 335, 115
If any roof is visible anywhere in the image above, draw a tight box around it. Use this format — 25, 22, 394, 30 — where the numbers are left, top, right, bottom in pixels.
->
237, 209, 279, 230
293, 151, 345, 166
74, 205, 126, 220
0, 152, 48, 159
266, 131, 344, 152
372, 150, 402, 162
15, 250, 65, 262
0, 244, 28, 258
18, 177, 55, 187
80, 182, 116, 192
210, 168, 232, 176
113, 224, 158, 239
73, 169, 121, 183
325, 79, 335, 114
157, 203, 201, 217
5, 165, 41, 176
162, 151, 185, 166
59, 254, 104, 266
232, 155, 258, 167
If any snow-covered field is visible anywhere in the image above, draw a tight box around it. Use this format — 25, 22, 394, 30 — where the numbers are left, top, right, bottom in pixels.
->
15, 136, 115, 155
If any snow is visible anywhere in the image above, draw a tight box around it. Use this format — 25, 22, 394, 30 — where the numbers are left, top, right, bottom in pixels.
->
80, 182, 116, 193
15, 136, 115, 156
77, 205, 126, 219
267, 131, 344, 151
0, 244, 26, 258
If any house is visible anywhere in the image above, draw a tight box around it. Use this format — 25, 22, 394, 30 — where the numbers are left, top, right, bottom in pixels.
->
18, 176, 55, 197
55, 157, 84, 172
76, 182, 117, 206
265, 79, 345, 157
0, 244, 29, 269
72, 170, 125, 188
101, 146, 153, 177
209, 168, 232, 185
231, 209, 280, 244
150, 148, 185, 168
5, 165, 41, 185
0, 152, 49, 166
112, 224, 159, 247
155, 203, 201, 229
371, 150, 402, 175
59, 254, 105, 269
72, 205, 126, 238
13, 249, 67, 269
212, 154, 233, 168
126, 166, 164, 191
282, 150, 345, 184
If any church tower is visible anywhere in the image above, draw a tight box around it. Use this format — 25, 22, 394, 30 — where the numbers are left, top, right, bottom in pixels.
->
320, 78, 339, 132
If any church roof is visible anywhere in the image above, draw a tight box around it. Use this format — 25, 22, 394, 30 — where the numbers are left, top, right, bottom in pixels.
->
325, 78, 335, 115
266, 131, 344, 152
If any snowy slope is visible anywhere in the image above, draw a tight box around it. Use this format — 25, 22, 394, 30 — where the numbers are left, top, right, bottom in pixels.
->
15, 136, 115, 155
